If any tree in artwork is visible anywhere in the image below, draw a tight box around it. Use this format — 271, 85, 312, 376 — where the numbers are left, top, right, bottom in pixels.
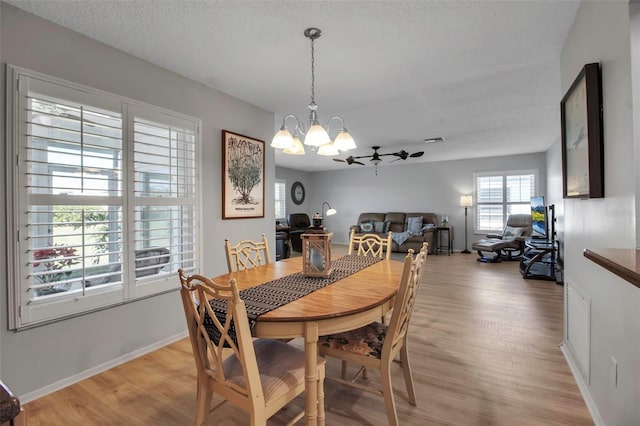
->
227, 136, 263, 205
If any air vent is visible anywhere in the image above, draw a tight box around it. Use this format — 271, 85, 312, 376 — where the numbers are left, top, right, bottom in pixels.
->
424, 137, 446, 144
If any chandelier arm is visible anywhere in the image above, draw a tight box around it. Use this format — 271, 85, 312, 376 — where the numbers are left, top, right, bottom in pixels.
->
281, 114, 307, 134
320, 115, 348, 139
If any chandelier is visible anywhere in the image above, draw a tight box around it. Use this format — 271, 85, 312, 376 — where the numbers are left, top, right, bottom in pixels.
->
270, 27, 356, 156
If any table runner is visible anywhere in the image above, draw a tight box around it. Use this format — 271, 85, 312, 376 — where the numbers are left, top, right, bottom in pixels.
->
204, 254, 383, 346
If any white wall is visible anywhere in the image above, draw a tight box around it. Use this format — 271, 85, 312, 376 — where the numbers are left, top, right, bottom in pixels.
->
0, 3, 275, 398
304, 153, 547, 250
559, 2, 639, 425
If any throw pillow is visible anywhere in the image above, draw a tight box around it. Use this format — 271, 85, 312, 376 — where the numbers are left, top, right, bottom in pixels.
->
373, 221, 386, 233
420, 223, 436, 233
503, 226, 525, 241
359, 221, 374, 233
407, 216, 423, 234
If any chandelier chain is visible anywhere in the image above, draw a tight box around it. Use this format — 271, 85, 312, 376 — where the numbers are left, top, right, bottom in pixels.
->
310, 37, 316, 105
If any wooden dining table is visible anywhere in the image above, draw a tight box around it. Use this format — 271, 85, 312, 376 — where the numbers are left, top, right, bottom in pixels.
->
210, 255, 405, 426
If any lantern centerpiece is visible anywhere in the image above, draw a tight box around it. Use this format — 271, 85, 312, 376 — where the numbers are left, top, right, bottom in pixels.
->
301, 220, 332, 277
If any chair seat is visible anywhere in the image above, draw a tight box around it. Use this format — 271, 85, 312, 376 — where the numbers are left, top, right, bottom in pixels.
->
224, 338, 324, 404
319, 322, 387, 359
471, 238, 513, 251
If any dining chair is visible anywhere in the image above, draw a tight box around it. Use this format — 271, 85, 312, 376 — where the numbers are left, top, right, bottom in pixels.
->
348, 229, 393, 260
318, 242, 428, 426
225, 233, 272, 273
178, 269, 325, 426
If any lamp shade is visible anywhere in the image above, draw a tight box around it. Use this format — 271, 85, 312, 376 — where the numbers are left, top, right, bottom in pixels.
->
460, 195, 473, 207
317, 142, 339, 156
333, 129, 356, 151
304, 122, 331, 146
283, 136, 305, 155
271, 127, 294, 149
326, 208, 337, 216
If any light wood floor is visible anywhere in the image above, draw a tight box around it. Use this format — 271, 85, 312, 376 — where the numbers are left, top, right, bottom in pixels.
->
24, 247, 593, 425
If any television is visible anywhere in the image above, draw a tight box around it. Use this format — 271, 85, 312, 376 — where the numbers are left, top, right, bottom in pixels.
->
530, 196, 547, 239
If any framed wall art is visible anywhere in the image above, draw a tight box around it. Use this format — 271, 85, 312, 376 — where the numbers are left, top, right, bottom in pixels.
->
222, 130, 265, 219
561, 62, 604, 199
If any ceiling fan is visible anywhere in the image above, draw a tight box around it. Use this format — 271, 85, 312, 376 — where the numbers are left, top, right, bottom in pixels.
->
333, 146, 424, 167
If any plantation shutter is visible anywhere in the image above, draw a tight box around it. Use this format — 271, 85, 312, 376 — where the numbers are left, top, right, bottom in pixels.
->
475, 171, 536, 232
131, 108, 198, 296
275, 181, 286, 220
9, 66, 201, 328
18, 74, 125, 323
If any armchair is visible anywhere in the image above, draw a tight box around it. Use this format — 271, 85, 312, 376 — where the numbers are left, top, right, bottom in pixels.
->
471, 214, 532, 263
288, 213, 311, 252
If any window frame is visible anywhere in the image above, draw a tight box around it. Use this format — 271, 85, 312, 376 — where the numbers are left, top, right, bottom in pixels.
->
473, 169, 538, 234
6, 65, 202, 329
274, 179, 287, 221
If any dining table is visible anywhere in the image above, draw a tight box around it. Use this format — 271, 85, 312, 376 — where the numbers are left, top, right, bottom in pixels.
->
209, 254, 405, 426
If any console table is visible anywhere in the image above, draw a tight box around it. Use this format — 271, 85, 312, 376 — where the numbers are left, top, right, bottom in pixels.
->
520, 238, 557, 281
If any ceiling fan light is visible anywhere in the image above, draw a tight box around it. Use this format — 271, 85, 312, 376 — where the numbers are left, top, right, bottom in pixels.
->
317, 142, 340, 156
304, 122, 331, 146
326, 208, 337, 216
370, 157, 382, 166
283, 136, 305, 155
333, 129, 356, 151
271, 127, 294, 149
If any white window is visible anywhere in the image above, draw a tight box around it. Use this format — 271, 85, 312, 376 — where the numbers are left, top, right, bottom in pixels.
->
6, 66, 200, 329
275, 180, 286, 221
474, 170, 537, 233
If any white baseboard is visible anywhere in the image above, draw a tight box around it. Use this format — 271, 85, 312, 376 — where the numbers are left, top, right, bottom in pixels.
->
560, 340, 605, 426
20, 330, 188, 404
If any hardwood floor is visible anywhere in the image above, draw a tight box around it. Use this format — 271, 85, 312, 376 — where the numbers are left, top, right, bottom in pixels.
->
24, 247, 593, 425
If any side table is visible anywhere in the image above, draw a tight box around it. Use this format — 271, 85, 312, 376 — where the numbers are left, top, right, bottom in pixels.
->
520, 238, 557, 281
436, 226, 454, 255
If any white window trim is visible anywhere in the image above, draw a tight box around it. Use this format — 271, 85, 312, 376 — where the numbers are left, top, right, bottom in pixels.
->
275, 179, 287, 222
6, 65, 202, 330
473, 169, 539, 234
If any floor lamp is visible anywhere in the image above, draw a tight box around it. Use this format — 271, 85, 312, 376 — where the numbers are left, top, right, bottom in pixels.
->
460, 195, 473, 254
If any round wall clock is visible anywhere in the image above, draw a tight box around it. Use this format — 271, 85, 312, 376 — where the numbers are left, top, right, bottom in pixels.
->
291, 181, 305, 205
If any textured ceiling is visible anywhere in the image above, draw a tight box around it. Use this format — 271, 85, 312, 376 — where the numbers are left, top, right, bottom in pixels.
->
6, 0, 582, 172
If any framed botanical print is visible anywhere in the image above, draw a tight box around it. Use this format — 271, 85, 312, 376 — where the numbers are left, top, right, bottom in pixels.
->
222, 130, 265, 219
561, 63, 604, 199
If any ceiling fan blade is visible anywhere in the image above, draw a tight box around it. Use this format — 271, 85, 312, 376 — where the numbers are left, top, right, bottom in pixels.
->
410, 151, 425, 158
332, 158, 346, 162
353, 161, 365, 165
389, 158, 401, 163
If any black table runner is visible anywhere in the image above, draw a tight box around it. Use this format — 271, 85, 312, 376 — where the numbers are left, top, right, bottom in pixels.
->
204, 255, 383, 346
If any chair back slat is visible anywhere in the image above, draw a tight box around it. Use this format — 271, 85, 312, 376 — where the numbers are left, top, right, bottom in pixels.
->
225, 233, 272, 272
385, 242, 428, 353
177, 269, 264, 402
349, 229, 393, 260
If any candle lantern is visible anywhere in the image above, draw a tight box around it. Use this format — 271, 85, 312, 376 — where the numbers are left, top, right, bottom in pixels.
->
301, 231, 333, 278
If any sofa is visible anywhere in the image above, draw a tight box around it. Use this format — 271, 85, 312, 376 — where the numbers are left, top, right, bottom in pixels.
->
350, 212, 438, 254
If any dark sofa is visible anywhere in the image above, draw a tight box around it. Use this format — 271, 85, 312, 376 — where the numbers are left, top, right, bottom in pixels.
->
350, 212, 438, 254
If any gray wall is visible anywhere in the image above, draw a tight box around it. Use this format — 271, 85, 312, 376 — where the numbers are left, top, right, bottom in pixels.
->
559, 2, 639, 425
275, 167, 312, 222
303, 153, 547, 250
0, 3, 275, 398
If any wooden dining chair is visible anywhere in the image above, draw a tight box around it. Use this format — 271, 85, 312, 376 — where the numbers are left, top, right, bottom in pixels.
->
348, 229, 393, 260
318, 242, 428, 426
225, 233, 272, 273
178, 269, 325, 426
